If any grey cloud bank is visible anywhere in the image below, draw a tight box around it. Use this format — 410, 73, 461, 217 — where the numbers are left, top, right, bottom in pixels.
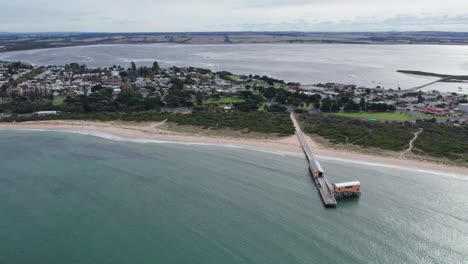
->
0, 0, 467, 32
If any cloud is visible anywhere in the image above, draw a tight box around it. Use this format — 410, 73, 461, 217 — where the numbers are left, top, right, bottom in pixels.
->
0, 0, 467, 32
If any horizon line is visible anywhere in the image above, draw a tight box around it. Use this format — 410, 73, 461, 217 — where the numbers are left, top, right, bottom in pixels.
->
2, 30, 468, 34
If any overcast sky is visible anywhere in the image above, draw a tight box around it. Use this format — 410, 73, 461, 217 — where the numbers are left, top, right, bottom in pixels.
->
1, 0, 468, 32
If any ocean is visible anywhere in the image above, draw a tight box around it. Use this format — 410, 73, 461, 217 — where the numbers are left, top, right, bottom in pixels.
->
1, 43, 468, 93
0, 130, 466, 263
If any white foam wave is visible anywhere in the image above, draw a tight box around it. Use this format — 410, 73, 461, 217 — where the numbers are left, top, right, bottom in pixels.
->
316, 155, 468, 180
9, 128, 303, 158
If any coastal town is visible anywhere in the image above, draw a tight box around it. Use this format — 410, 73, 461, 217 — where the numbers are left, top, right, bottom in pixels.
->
3, 0, 468, 263
1, 60, 467, 124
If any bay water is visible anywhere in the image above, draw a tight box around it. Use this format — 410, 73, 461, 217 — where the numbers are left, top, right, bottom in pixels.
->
1, 44, 468, 93
0, 131, 466, 263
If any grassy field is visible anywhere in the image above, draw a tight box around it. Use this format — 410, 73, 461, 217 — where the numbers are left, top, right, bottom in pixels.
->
298, 104, 314, 110
228, 75, 240, 82
52, 98, 65, 106
333, 112, 411, 121
203, 97, 245, 105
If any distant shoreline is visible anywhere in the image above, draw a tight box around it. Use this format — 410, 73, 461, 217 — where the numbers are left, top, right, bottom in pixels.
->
2, 42, 468, 55
2, 31, 468, 53
4, 42, 468, 54
0, 120, 466, 176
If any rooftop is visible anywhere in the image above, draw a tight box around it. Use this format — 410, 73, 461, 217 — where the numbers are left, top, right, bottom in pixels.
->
333, 181, 361, 188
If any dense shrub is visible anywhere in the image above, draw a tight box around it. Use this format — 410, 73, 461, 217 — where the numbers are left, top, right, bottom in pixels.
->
298, 113, 467, 162
414, 122, 468, 161
298, 113, 416, 151
1, 111, 295, 135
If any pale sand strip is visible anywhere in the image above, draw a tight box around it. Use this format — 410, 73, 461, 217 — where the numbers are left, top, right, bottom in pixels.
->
0, 120, 466, 176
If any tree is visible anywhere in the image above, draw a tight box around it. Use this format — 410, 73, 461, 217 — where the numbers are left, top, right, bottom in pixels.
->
234, 101, 259, 112
275, 89, 288, 104
119, 71, 129, 78
165, 94, 181, 107
196, 91, 203, 106
418, 91, 425, 103
344, 102, 360, 112
331, 103, 340, 112
263, 87, 277, 99
170, 78, 185, 90
152, 61, 160, 74
314, 100, 320, 109
239, 91, 253, 99
359, 97, 366, 111
144, 96, 164, 110
130, 61, 137, 79
267, 104, 287, 112
320, 98, 332, 112
138, 66, 153, 78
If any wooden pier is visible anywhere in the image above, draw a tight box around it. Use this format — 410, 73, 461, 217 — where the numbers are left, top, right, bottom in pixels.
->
291, 114, 337, 208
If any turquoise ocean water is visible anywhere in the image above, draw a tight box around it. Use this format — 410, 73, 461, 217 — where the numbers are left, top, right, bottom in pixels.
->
0, 131, 467, 263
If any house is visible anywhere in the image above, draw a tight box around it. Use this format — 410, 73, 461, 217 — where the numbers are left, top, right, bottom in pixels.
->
421, 107, 449, 116
309, 160, 324, 177
333, 181, 361, 194
112, 88, 122, 96
6, 87, 23, 96
103, 76, 122, 86
32, 111, 60, 116
458, 103, 468, 113
323, 91, 339, 99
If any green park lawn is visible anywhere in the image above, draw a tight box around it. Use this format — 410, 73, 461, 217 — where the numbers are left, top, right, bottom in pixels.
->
52, 98, 65, 106
203, 97, 245, 105
333, 112, 412, 121
228, 75, 240, 81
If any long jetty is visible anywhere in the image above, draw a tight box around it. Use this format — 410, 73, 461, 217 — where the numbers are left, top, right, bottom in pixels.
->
291, 113, 337, 207
403, 76, 453, 92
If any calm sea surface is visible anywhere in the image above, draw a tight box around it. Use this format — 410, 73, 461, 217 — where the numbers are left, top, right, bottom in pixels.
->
1, 44, 468, 93
0, 131, 467, 263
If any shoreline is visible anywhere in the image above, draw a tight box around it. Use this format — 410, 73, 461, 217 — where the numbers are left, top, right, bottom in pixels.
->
2, 41, 468, 55
0, 120, 467, 176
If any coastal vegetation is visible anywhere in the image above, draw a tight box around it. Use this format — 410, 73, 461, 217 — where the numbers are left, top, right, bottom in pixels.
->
298, 113, 468, 163
413, 121, 468, 162
298, 113, 416, 151
0, 111, 294, 135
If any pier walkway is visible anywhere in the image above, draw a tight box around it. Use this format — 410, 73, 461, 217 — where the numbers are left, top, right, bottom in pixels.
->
404, 76, 452, 92
291, 114, 337, 207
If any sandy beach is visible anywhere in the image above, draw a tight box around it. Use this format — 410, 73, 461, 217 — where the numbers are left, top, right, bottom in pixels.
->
0, 120, 467, 176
